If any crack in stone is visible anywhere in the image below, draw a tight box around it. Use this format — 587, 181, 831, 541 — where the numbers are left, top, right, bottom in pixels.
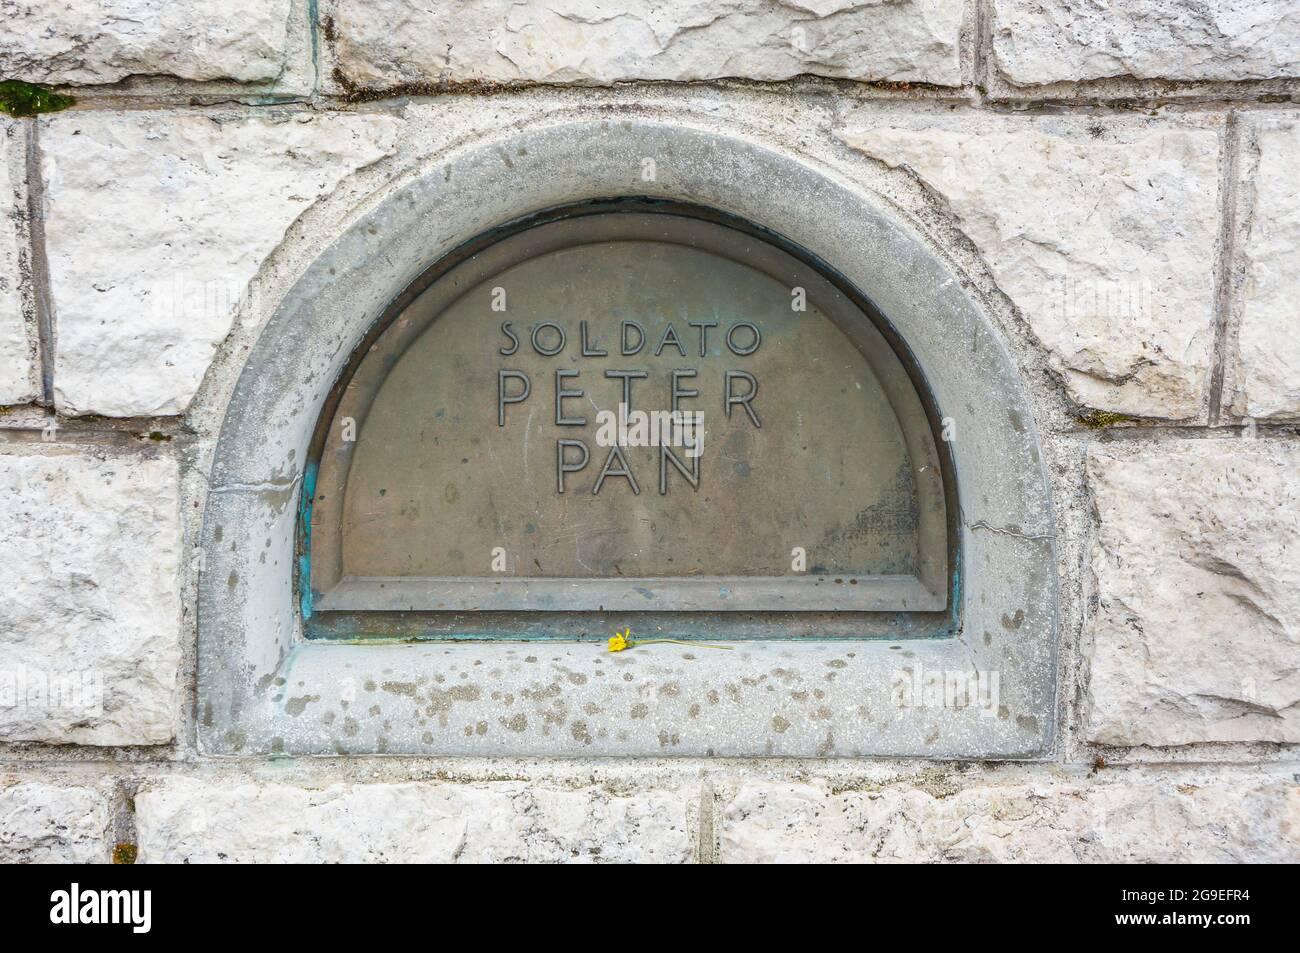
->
967, 520, 1054, 541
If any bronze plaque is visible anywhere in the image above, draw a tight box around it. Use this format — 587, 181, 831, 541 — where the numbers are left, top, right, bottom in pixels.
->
309, 209, 948, 612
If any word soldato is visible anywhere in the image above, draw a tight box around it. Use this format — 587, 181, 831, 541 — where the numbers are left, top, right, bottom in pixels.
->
496, 319, 762, 495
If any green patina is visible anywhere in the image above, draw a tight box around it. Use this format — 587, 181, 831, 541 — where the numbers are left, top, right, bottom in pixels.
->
297, 460, 317, 621
0, 80, 74, 118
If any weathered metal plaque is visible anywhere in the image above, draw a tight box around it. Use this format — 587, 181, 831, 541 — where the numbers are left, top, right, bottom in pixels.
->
309, 210, 949, 612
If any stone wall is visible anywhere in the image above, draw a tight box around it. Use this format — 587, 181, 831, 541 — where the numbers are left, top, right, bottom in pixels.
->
1, 0, 1298, 863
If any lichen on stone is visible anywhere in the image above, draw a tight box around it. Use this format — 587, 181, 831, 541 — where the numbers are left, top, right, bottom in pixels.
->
1076, 410, 1136, 429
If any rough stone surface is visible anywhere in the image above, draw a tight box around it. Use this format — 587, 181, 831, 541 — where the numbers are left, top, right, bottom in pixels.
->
839, 113, 1220, 418
323, 0, 965, 90
0, 781, 109, 863
1086, 441, 1300, 746
991, 0, 1300, 87
136, 778, 693, 862
0, 119, 36, 405
0, 450, 181, 745
720, 774, 1300, 862
41, 112, 400, 417
0, 0, 296, 86
1232, 115, 1300, 420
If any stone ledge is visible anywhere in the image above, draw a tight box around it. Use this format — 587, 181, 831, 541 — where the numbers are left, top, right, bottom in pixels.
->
135, 777, 695, 863
719, 772, 1300, 862
0, 780, 110, 863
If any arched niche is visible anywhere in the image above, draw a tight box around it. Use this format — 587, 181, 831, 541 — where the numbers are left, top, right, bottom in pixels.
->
197, 118, 1058, 758
308, 202, 951, 620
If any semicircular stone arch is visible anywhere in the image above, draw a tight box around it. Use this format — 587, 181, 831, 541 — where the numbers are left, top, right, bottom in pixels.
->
198, 118, 1058, 758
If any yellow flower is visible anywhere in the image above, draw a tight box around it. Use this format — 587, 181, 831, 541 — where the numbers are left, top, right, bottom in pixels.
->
605, 627, 732, 653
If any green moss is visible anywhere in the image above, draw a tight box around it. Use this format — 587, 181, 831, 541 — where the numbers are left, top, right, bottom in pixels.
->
0, 80, 75, 118
112, 842, 138, 865
1076, 410, 1137, 430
